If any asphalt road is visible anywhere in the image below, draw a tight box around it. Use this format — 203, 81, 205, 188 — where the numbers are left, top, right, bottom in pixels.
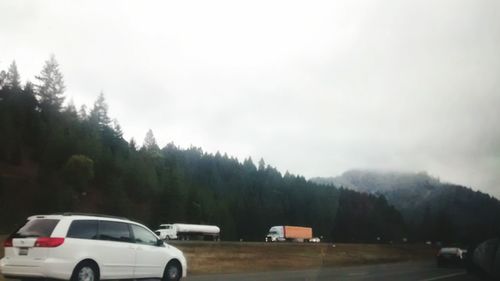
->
185, 261, 481, 281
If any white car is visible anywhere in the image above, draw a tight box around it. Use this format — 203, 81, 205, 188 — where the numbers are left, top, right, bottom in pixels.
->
0, 213, 187, 281
309, 237, 321, 243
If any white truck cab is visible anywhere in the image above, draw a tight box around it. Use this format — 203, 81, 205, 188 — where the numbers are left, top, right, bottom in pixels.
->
156, 224, 177, 240
266, 226, 285, 242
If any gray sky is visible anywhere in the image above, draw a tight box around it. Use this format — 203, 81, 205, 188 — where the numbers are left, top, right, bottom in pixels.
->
1, 0, 499, 197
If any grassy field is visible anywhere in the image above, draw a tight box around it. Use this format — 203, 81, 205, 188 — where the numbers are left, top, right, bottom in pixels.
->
172, 241, 434, 275
0, 236, 434, 278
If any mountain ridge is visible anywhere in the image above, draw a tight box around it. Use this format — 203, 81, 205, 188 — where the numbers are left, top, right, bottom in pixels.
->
311, 169, 500, 243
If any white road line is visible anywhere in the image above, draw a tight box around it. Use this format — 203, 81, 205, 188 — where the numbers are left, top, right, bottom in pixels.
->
418, 272, 466, 281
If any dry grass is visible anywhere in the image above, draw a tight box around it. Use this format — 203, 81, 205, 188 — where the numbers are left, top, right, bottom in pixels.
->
171, 241, 435, 275
0, 237, 434, 278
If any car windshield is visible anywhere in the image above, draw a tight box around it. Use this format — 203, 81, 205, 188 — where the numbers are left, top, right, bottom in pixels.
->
2, 1, 500, 281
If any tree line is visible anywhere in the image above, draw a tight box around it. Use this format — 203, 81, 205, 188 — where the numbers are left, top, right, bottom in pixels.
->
0, 57, 407, 242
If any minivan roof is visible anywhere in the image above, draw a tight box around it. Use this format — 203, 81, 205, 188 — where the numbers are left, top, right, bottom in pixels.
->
28, 213, 130, 221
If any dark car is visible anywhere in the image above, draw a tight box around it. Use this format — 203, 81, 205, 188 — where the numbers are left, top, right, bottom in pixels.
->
436, 247, 465, 267
468, 238, 500, 280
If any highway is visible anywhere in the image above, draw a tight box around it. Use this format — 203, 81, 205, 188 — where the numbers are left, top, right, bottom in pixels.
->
185, 261, 480, 281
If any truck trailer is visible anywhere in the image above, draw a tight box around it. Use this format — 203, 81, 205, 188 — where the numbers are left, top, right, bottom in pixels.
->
265, 225, 313, 242
155, 223, 220, 241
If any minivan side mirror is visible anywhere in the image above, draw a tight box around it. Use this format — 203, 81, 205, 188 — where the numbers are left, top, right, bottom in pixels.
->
156, 239, 164, 247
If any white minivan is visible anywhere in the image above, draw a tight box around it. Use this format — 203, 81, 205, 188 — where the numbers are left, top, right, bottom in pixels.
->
0, 213, 187, 281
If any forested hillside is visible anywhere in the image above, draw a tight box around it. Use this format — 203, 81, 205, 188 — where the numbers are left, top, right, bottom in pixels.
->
0, 57, 407, 242
312, 170, 500, 244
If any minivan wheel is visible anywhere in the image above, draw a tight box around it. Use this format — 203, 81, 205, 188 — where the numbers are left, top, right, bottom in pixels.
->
163, 262, 181, 281
72, 262, 99, 281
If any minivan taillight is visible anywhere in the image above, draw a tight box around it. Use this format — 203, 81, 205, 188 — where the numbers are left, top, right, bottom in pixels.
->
34, 237, 65, 247
3, 238, 13, 247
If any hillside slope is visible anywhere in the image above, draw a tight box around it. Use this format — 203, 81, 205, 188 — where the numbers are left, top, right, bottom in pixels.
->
311, 170, 500, 243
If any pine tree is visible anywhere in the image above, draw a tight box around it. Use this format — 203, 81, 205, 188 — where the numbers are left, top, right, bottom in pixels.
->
6, 61, 21, 89
129, 138, 137, 151
258, 158, 266, 171
36, 55, 65, 111
112, 119, 123, 139
24, 81, 33, 91
243, 157, 256, 172
78, 105, 88, 120
89, 92, 111, 129
0, 70, 7, 88
64, 99, 78, 116
143, 129, 160, 155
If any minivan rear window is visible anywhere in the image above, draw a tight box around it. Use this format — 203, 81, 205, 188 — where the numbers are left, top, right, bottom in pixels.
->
67, 220, 98, 239
11, 219, 59, 238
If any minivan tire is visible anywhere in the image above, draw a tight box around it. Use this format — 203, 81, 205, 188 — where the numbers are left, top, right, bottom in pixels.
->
163, 261, 181, 281
71, 261, 99, 281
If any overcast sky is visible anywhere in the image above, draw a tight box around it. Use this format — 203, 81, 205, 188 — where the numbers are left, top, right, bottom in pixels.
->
1, 0, 499, 197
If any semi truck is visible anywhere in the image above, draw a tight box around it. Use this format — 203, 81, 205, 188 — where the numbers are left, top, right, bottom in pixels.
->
154, 223, 220, 241
265, 225, 313, 242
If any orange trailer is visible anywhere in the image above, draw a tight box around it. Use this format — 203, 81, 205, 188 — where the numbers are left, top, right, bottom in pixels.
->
283, 226, 313, 240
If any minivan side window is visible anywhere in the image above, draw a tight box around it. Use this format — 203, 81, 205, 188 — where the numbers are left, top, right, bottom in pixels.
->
67, 220, 98, 239
98, 221, 132, 242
